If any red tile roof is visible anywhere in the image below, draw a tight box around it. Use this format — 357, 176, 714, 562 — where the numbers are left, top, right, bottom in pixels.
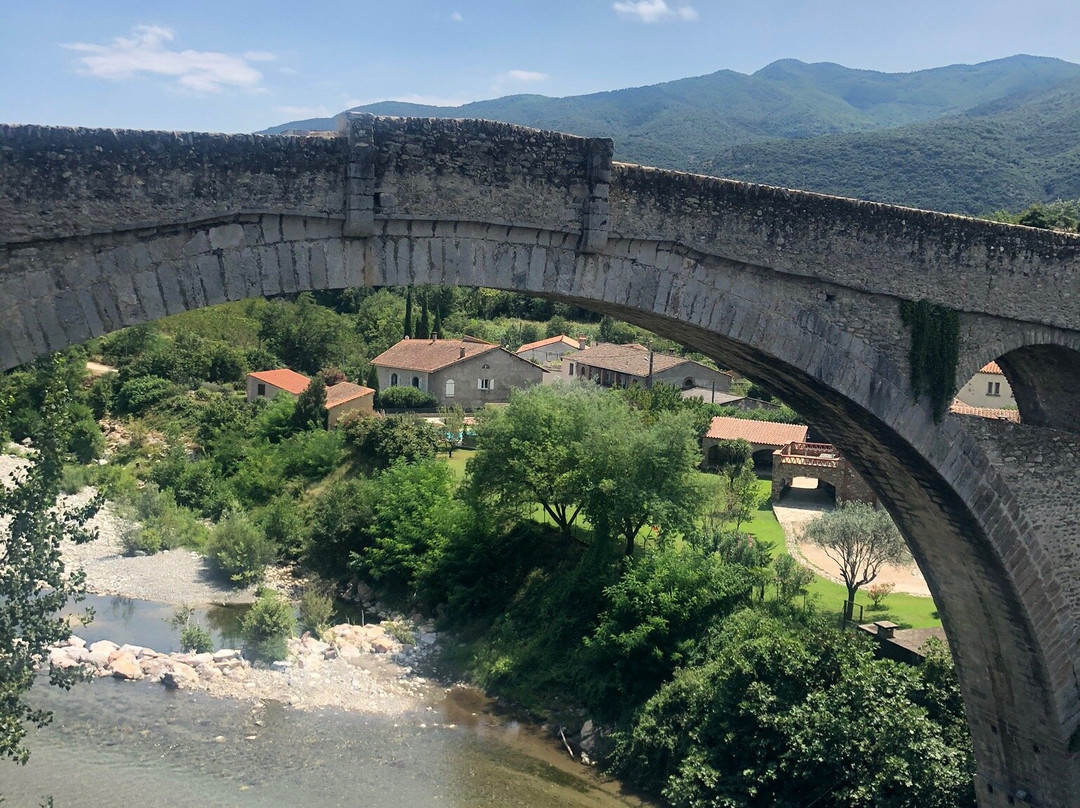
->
979, 361, 1004, 375
326, 382, 375, 409
949, 401, 1020, 422
371, 337, 498, 373
516, 335, 582, 354
248, 369, 311, 395
705, 416, 808, 447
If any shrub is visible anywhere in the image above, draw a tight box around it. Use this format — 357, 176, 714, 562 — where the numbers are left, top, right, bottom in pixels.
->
115, 375, 175, 415
60, 464, 95, 495
258, 496, 306, 559
207, 513, 276, 585
867, 581, 896, 610
343, 414, 440, 470
120, 524, 163, 556
241, 589, 296, 663
377, 386, 437, 410
299, 581, 335, 635
381, 619, 416, 645
180, 624, 214, 654
68, 403, 105, 463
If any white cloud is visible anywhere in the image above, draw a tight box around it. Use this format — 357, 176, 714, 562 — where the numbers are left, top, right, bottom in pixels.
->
612, 0, 698, 23
451, 11, 464, 22
62, 25, 270, 93
501, 70, 549, 83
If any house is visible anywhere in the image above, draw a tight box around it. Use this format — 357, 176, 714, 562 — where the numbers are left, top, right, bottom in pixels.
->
371, 336, 545, 409
955, 361, 1016, 409
247, 369, 311, 402
562, 342, 733, 392
516, 335, 585, 368
701, 416, 808, 470
325, 382, 375, 428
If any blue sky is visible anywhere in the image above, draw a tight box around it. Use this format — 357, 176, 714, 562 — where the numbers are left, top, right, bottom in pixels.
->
3, 0, 1080, 133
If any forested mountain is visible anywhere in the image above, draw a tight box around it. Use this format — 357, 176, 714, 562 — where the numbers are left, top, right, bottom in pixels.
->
263, 55, 1080, 214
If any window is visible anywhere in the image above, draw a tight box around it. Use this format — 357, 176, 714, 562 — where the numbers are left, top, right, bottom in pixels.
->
568, 362, 575, 375
445, 379, 455, 397
257, 383, 266, 397
683, 377, 695, 389
478, 378, 493, 390
390, 373, 398, 386
987, 381, 1001, 397
412, 377, 421, 388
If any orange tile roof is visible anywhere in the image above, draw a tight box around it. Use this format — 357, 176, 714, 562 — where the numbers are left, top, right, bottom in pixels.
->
705, 416, 809, 447
979, 361, 1004, 375
516, 335, 581, 354
325, 382, 375, 409
949, 401, 1020, 422
371, 337, 498, 373
248, 369, 311, 395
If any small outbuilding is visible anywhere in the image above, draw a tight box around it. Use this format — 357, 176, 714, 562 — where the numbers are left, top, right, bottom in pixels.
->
247, 369, 311, 402
325, 382, 376, 428
702, 416, 808, 470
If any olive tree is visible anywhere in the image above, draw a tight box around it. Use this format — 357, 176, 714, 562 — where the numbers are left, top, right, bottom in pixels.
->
802, 500, 909, 619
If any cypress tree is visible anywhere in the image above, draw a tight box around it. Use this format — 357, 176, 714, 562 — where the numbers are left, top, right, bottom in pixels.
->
403, 288, 414, 339
433, 305, 443, 338
417, 293, 431, 340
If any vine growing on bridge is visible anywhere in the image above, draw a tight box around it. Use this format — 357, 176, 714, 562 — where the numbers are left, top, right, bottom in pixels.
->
899, 299, 960, 422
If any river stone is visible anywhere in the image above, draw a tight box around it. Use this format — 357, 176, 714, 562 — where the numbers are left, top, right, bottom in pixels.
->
162, 662, 198, 689
198, 663, 222, 681
370, 636, 397, 654
111, 654, 143, 681
213, 649, 240, 662
119, 644, 145, 657
89, 640, 119, 656
86, 648, 112, 667
337, 645, 362, 661
64, 635, 87, 648
48, 648, 79, 669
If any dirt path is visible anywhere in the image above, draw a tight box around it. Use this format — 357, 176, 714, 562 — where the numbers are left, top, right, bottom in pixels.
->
773, 479, 931, 597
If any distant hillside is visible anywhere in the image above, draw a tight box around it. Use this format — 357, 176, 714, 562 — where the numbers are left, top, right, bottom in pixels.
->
262, 55, 1080, 214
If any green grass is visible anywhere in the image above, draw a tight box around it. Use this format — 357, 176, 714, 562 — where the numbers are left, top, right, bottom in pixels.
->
746, 481, 942, 630
441, 448, 473, 480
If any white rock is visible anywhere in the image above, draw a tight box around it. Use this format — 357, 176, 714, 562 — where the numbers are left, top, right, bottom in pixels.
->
212, 649, 241, 662
88, 640, 119, 656
110, 654, 143, 681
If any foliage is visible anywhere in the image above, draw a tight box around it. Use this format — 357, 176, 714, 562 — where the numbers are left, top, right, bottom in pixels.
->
803, 500, 910, 614
292, 375, 327, 431
611, 609, 974, 808
257, 495, 307, 559
206, 513, 276, 584
900, 299, 960, 422
584, 546, 750, 719
986, 199, 1080, 232
377, 385, 438, 409
343, 413, 440, 470
114, 374, 176, 415
438, 405, 467, 456
258, 293, 345, 375
0, 360, 100, 764
772, 554, 814, 604
240, 589, 296, 663
67, 403, 105, 463
867, 580, 897, 610
381, 619, 417, 645
181, 624, 215, 654
298, 580, 335, 635
704, 438, 752, 474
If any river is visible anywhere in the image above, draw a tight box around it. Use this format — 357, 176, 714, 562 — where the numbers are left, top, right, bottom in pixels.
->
0, 595, 650, 808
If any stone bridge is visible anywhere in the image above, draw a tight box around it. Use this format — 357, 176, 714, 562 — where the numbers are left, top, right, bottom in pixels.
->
3, 113, 1080, 807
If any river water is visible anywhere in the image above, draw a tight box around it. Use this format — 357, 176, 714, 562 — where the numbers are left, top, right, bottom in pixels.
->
1, 595, 650, 808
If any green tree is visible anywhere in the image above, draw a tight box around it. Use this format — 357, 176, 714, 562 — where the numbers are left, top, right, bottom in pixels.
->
432, 305, 443, 338
292, 375, 327, 431
803, 500, 910, 619
257, 293, 344, 375
343, 414, 440, 470
438, 405, 467, 457
0, 360, 101, 764
355, 289, 407, 359
416, 292, 430, 340
241, 589, 296, 663
206, 513, 276, 584
403, 287, 414, 339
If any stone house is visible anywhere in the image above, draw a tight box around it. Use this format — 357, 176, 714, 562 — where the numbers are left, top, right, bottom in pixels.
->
770, 441, 878, 505
246, 368, 311, 402
325, 381, 375, 427
955, 360, 1016, 409
515, 334, 585, 368
371, 336, 544, 409
562, 342, 733, 392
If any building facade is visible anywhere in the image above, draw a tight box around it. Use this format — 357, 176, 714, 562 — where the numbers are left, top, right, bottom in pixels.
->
562, 342, 732, 392
956, 361, 1017, 409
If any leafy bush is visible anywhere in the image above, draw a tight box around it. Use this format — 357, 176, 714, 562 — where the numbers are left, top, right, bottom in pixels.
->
120, 524, 163, 556
867, 580, 896, 610
302, 479, 375, 579
241, 589, 296, 663
180, 624, 214, 654
68, 403, 105, 463
343, 413, 440, 470
258, 496, 306, 559
206, 513, 275, 584
377, 386, 437, 410
115, 375, 175, 415
298, 581, 335, 635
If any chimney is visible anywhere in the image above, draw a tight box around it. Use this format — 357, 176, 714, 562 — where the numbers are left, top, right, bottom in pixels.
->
459, 346, 466, 359
431, 332, 438, 342
874, 620, 898, 640
577, 335, 588, 350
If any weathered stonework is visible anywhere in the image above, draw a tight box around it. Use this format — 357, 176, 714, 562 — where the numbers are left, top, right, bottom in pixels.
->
2, 115, 1080, 807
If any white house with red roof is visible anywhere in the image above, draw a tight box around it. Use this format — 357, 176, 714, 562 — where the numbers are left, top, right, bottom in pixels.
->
371, 336, 544, 409
246, 369, 374, 427
955, 361, 1017, 410
247, 368, 311, 401
515, 334, 585, 368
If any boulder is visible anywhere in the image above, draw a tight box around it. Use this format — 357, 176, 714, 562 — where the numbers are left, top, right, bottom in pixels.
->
86, 649, 112, 667
212, 649, 240, 663
88, 640, 119, 656
197, 663, 222, 681
161, 662, 199, 690
110, 654, 143, 681
48, 648, 80, 669
370, 636, 397, 654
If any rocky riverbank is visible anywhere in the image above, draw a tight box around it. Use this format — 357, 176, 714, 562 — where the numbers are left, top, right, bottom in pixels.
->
48, 619, 445, 716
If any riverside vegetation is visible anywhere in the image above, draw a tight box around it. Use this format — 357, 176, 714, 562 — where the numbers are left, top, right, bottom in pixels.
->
0, 288, 973, 808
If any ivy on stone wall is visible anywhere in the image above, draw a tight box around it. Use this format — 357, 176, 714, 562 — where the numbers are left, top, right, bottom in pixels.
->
899, 299, 960, 422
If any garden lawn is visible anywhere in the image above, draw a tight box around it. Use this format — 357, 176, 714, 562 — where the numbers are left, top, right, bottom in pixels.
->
746, 480, 942, 630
